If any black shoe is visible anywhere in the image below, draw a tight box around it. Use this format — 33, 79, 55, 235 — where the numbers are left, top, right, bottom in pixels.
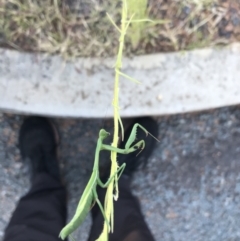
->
19, 116, 61, 182
117, 117, 159, 177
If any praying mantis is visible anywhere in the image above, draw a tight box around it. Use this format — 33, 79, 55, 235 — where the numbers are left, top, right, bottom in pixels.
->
59, 123, 151, 240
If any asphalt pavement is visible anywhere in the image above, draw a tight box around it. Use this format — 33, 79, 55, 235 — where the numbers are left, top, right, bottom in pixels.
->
1, 106, 240, 241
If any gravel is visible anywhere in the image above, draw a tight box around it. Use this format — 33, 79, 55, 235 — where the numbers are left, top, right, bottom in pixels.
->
1, 105, 240, 240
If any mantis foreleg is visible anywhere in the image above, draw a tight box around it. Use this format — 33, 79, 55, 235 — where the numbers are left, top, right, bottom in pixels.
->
124, 123, 148, 149
102, 140, 145, 154
101, 124, 150, 154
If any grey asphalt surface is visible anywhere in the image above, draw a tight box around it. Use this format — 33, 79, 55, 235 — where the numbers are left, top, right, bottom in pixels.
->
1, 106, 240, 241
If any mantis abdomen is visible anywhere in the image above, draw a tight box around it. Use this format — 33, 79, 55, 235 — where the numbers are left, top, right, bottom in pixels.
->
59, 185, 94, 240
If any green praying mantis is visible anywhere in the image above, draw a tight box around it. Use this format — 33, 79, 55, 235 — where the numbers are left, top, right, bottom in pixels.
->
59, 123, 153, 240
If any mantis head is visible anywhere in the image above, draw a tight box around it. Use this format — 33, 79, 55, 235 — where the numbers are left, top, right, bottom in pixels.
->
99, 129, 110, 140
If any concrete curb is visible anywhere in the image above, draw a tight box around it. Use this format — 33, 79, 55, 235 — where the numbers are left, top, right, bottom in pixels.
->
0, 44, 240, 118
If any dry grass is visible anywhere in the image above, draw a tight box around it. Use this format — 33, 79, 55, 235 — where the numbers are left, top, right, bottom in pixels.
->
0, 0, 121, 58
0, 0, 238, 58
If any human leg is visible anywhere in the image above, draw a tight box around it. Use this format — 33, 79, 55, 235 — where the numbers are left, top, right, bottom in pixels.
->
3, 117, 67, 241
4, 173, 67, 241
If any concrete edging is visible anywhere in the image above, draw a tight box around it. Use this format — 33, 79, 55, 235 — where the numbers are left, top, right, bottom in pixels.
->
0, 44, 240, 117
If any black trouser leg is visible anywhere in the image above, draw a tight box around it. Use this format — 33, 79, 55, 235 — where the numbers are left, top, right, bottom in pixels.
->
3, 173, 67, 241
88, 176, 155, 241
